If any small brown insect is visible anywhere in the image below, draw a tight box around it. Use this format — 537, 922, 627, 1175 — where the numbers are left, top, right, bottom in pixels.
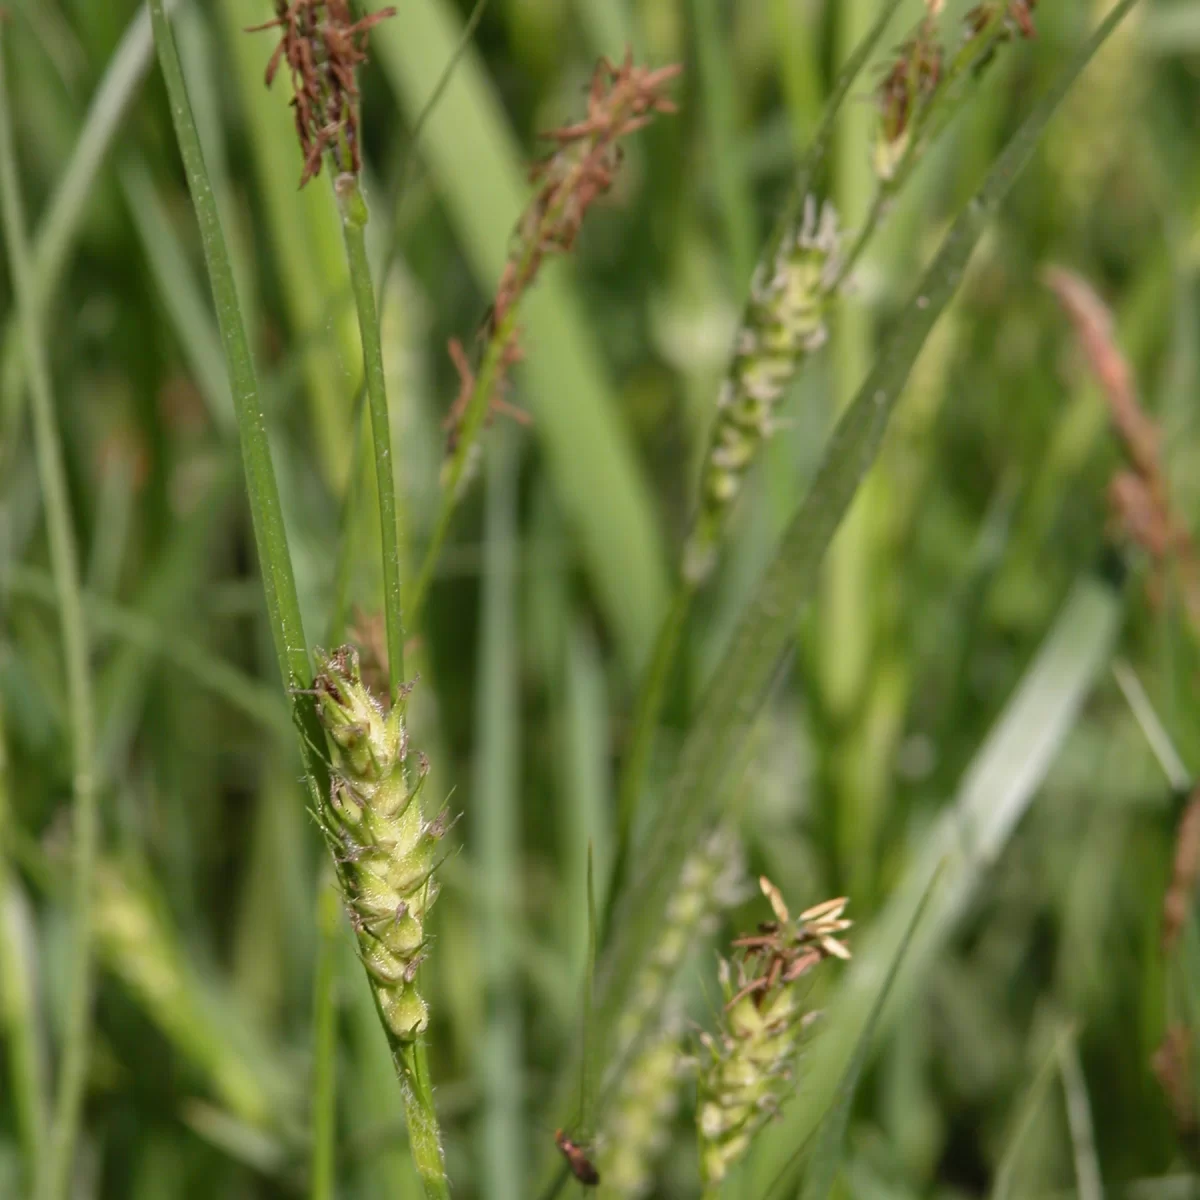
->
555, 1129, 600, 1187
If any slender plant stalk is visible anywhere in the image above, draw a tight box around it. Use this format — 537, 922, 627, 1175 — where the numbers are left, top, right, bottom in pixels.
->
395, 1040, 450, 1200
334, 145, 449, 1200
146, 0, 326, 790
0, 28, 98, 1200
311, 872, 340, 1200
337, 175, 406, 693
406, 304, 520, 623
478, 430, 525, 1200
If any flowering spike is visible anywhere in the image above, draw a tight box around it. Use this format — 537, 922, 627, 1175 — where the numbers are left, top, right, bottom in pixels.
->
248, 1, 396, 185
695, 881, 852, 1184
311, 646, 442, 1041
684, 198, 842, 584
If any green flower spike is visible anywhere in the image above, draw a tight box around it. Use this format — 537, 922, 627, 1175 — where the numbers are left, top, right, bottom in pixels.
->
685, 197, 841, 585
310, 645, 446, 1041
696, 879, 851, 1186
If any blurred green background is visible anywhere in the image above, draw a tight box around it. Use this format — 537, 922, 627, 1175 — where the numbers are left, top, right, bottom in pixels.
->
2, 0, 1200, 1196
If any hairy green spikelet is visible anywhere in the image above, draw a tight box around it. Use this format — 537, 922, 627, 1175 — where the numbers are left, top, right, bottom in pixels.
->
684, 197, 841, 585
600, 1013, 688, 1197
696, 882, 851, 1185
310, 646, 445, 1042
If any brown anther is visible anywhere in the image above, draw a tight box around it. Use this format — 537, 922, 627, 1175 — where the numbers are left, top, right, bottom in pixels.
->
247, 1, 395, 186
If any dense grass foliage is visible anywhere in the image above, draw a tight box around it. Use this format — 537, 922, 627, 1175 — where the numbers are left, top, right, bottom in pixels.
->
2, 0, 1199, 1197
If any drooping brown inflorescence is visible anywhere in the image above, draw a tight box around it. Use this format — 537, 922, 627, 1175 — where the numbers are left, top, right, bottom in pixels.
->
1045, 265, 1200, 632
247, 0, 396, 186
441, 50, 681, 452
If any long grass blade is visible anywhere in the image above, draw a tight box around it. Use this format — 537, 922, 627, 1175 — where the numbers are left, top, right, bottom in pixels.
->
583, 0, 1141, 1158
606, 0, 909, 935
795, 871, 940, 1200
0, 28, 98, 1200
991, 1027, 1074, 1200
146, 0, 326, 796
0, 700, 48, 1184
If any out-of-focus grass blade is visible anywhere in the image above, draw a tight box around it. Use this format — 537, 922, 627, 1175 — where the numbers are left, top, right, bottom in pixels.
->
117, 158, 233, 431
752, 575, 1123, 1188
93, 859, 300, 1135
2, 564, 290, 740
477, 431, 525, 1200
371, 0, 670, 679
1058, 1031, 1104, 1200
1, 1, 172, 468
0, 701, 48, 1184
580, 844, 599, 1143
563, 623, 613, 965
1139, 4, 1200, 52
991, 1027, 1074, 1200
794, 872, 939, 1200
691, 0, 757, 286
592, 0, 1140, 1151
573, 0, 639, 59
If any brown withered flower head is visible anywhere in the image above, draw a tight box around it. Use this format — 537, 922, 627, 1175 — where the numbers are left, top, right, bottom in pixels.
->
248, 1, 396, 186
725, 878, 851, 1011
442, 50, 680, 448
965, 0, 1038, 44
876, 19, 943, 165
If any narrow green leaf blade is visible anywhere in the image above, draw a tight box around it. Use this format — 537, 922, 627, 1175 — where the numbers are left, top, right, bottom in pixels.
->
147, 0, 326, 797
795, 873, 939, 1200
591, 0, 1140, 1141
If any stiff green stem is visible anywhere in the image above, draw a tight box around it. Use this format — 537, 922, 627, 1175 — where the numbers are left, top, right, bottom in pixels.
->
396, 1040, 452, 1200
0, 29, 98, 1200
310, 874, 340, 1200
335, 177, 449, 1199
337, 175, 406, 693
147, 0, 326, 796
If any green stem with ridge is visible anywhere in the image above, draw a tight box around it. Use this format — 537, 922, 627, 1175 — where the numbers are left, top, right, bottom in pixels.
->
334, 169, 449, 1200
0, 27, 97, 1200
337, 174, 407, 692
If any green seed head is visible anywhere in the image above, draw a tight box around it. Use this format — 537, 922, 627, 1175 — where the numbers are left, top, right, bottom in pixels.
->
310, 644, 443, 1043
685, 197, 840, 586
